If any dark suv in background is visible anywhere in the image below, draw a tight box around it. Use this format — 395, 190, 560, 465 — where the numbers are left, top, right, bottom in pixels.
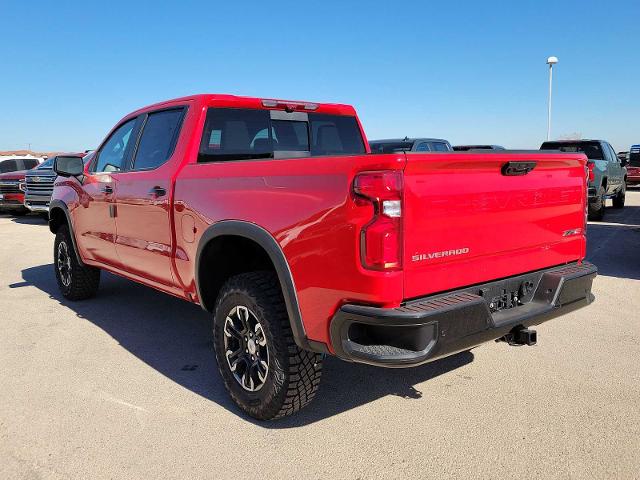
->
540, 139, 626, 220
369, 137, 452, 153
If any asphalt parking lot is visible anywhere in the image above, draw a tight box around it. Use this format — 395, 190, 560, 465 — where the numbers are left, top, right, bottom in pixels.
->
1, 192, 639, 480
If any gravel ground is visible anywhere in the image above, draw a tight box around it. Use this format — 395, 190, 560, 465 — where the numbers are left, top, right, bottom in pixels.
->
1, 191, 639, 480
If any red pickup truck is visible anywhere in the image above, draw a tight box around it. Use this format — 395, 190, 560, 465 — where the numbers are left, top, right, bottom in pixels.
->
0, 170, 30, 215
49, 94, 596, 419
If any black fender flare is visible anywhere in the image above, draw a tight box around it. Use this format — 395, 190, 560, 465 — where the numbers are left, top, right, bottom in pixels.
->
49, 200, 85, 266
195, 220, 328, 354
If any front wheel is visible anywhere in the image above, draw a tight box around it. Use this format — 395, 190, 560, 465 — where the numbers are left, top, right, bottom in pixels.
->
212, 271, 323, 420
612, 182, 626, 209
54, 225, 101, 300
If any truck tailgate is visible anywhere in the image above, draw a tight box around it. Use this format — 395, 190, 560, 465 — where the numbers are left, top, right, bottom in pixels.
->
403, 152, 587, 300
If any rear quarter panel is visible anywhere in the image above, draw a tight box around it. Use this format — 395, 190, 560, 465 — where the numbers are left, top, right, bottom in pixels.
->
174, 153, 406, 346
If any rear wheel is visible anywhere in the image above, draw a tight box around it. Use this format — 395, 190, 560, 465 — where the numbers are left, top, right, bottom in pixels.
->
588, 186, 606, 221
612, 182, 626, 209
54, 225, 101, 300
212, 271, 323, 420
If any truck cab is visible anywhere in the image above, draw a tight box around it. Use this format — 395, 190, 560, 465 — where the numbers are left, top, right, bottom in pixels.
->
540, 139, 627, 220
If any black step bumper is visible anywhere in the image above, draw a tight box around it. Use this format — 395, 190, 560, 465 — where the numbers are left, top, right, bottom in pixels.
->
330, 262, 597, 367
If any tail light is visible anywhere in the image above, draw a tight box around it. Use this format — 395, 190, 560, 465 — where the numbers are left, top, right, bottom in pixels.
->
587, 162, 595, 182
353, 170, 403, 270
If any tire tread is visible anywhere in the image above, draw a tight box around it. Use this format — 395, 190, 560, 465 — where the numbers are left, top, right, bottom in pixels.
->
213, 271, 322, 420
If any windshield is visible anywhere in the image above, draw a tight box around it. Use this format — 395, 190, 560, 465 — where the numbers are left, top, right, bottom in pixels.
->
629, 147, 640, 167
540, 141, 604, 160
369, 142, 414, 154
37, 158, 55, 169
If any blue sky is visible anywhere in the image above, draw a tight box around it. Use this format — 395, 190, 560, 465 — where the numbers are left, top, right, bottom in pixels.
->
1, 0, 639, 152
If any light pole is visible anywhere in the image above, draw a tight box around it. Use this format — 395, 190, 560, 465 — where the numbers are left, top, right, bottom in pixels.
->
546, 56, 558, 141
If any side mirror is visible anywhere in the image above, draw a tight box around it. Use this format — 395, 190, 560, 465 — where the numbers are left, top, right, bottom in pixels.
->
54, 156, 84, 177
617, 153, 628, 166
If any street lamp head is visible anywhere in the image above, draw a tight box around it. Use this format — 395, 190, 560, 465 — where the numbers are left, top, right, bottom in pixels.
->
547, 56, 559, 65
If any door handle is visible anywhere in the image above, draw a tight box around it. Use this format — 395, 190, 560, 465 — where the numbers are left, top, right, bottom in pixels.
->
100, 185, 113, 194
148, 186, 166, 198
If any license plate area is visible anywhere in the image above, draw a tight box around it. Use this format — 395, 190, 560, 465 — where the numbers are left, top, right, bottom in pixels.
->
460, 271, 544, 313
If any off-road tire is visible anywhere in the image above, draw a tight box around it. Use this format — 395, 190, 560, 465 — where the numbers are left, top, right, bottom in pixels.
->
54, 225, 101, 300
212, 271, 323, 420
612, 182, 626, 209
588, 186, 606, 221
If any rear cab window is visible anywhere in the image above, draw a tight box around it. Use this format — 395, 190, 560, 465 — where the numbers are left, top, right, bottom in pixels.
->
540, 141, 605, 160
198, 108, 365, 162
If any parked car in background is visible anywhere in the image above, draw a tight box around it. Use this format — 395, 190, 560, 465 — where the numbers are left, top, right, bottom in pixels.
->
0, 169, 31, 215
627, 145, 640, 187
24, 153, 86, 214
540, 140, 626, 220
369, 137, 452, 153
48, 94, 595, 420
0, 158, 41, 215
453, 145, 506, 151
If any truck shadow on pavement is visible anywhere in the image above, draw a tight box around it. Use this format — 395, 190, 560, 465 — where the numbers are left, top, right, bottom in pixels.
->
14, 264, 473, 427
8, 215, 49, 225
586, 204, 640, 281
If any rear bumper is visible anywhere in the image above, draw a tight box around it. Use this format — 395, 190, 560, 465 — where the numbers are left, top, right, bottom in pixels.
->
330, 262, 597, 367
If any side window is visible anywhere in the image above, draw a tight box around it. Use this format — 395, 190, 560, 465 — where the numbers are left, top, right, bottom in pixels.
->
432, 142, 450, 152
93, 119, 137, 173
132, 109, 185, 170
0, 160, 18, 173
415, 142, 430, 152
607, 144, 619, 163
198, 108, 271, 162
23, 159, 38, 169
309, 114, 365, 156
603, 143, 614, 162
